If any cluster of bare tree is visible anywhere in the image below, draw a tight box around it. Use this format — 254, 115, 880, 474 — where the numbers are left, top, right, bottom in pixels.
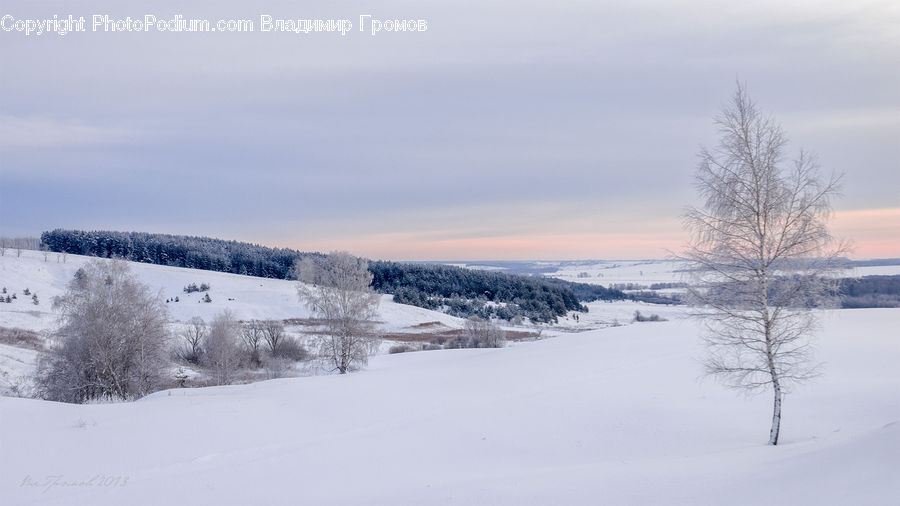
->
176, 315, 308, 384
0, 237, 41, 257
446, 317, 506, 349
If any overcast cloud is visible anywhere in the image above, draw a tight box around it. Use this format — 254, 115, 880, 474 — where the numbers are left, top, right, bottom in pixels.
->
1, 0, 897, 259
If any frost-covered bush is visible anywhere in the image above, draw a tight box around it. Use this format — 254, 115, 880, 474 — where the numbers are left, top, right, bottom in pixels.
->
35, 259, 170, 403
447, 317, 505, 349
272, 336, 308, 361
389, 344, 414, 354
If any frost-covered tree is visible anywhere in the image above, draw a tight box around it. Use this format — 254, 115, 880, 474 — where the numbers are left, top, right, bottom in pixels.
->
297, 251, 380, 374
683, 84, 845, 445
36, 259, 170, 403
202, 310, 243, 385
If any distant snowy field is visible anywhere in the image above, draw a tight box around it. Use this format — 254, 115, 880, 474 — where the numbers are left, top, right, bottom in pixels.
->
544, 259, 900, 287
1, 308, 897, 505
547, 260, 687, 286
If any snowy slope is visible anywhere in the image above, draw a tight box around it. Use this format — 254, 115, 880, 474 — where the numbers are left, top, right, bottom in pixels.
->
1, 309, 897, 505
0, 250, 466, 333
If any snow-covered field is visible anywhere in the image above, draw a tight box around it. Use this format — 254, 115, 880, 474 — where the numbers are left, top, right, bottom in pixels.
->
547, 260, 688, 286
1, 250, 898, 505
0, 308, 897, 505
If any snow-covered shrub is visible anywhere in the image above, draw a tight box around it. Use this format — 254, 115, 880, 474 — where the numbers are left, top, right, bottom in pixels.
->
389, 344, 414, 354
272, 336, 308, 361
447, 317, 505, 349
35, 259, 170, 403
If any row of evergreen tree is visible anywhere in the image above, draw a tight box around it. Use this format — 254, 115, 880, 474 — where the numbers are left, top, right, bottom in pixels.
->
40, 229, 322, 279
371, 262, 596, 322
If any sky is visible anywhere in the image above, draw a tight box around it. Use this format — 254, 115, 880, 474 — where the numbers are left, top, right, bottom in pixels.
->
1, 0, 898, 261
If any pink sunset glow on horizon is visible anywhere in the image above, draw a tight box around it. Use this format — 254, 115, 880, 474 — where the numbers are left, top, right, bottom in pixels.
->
271, 207, 900, 261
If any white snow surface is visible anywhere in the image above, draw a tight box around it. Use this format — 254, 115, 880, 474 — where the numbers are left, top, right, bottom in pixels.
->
0, 343, 38, 395
547, 260, 688, 286
1, 308, 898, 505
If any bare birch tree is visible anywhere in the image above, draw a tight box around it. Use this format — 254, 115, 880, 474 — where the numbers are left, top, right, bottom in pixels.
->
682, 84, 846, 445
296, 251, 381, 374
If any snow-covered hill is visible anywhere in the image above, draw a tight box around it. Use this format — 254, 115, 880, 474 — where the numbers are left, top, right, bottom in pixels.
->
0, 250, 469, 332
1, 308, 897, 505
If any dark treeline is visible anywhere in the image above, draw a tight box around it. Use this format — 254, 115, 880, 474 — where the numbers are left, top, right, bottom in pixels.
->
369, 262, 590, 323
536, 276, 626, 302
839, 275, 900, 308
40, 229, 594, 323
40, 229, 321, 279
846, 259, 900, 268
